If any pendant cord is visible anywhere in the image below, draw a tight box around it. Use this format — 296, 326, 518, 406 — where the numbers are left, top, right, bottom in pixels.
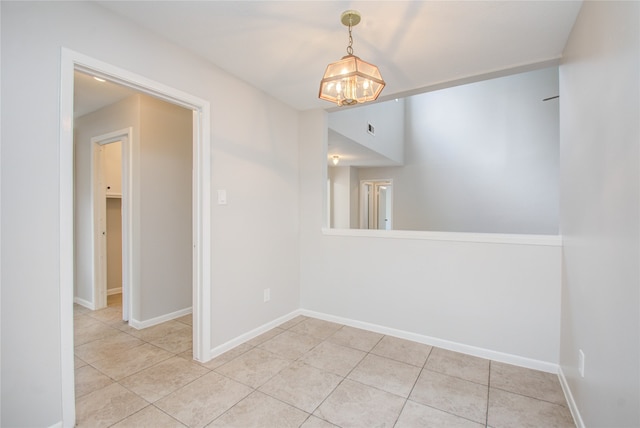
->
347, 20, 354, 55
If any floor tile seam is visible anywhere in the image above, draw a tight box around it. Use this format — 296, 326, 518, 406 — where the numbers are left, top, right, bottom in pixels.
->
81, 340, 159, 367
254, 384, 317, 417
368, 349, 429, 369
421, 366, 492, 388
213, 357, 293, 391
149, 403, 190, 428
390, 397, 411, 428
115, 357, 215, 402
404, 395, 489, 426
487, 385, 570, 408
201, 387, 262, 428
104, 351, 176, 382
402, 346, 434, 415
485, 360, 492, 427
346, 376, 411, 401
73, 377, 117, 400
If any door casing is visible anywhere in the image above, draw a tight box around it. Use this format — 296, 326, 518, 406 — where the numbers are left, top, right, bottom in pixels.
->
59, 48, 212, 428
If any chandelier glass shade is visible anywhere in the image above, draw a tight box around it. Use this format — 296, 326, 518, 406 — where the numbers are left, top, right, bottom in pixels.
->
319, 11, 385, 106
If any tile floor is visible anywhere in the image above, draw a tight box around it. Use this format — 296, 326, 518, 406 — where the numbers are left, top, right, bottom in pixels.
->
74, 294, 575, 427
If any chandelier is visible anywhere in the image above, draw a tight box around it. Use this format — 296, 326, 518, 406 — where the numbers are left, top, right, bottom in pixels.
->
319, 10, 386, 106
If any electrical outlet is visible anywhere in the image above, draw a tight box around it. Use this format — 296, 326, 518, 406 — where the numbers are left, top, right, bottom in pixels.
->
264, 288, 270, 302
578, 349, 585, 378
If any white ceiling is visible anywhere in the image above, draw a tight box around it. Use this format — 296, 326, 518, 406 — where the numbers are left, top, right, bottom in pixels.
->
75, 1, 581, 165
89, 0, 582, 112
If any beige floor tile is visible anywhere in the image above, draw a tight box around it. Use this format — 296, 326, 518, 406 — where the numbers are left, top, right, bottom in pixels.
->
289, 318, 343, 340
278, 315, 308, 330
300, 415, 339, 428
327, 325, 384, 352
128, 321, 191, 342
75, 355, 88, 369
259, 361, 342, 413
155, 371, 252, 428
88, 307, 123, 324
74, 304, 91, 315
149, 328, 193, 354
75, 365, 114, 398
299, 341, 366, 377
194, 343, 254, 370
176, 314, 193, 326
348, 353, 421, 398
74, 331, 143, 363
371, 335, 433, 367
490, 362, 567, 405
207, 391, 309, 427
90, 343, 173, 380
426, 347, 490, 385
396, 400, 484, 428
410, 370, 488, 424
246, 327, 285, 347
111, 405, 187, 427
314, 379, 406, 428
119, 356, 209, 402
74, 317, 120, 346
215, 347, 291, 388
488, 388, 575, 428
75, 383, 148, 428
257, 330, 323, 360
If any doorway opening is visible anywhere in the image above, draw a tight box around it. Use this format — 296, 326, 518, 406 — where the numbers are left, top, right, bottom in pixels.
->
60, 48, 212, 427
361, 179, 393, 230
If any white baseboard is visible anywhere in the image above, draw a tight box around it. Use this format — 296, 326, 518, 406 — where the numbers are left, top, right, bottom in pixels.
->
559, 366, 584, 428
107, 287, 122, 296
208, 310, 304, 360
47, 422, 63, 428
73, 296, 95, 310
129, 307, 192, 330
300, 309, 559, 374
206, 308, 558, 375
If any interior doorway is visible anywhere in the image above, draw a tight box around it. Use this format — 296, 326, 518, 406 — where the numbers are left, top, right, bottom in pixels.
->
360, 179, 393, 230
92, 136, 128, 319
60, 48, 212, 427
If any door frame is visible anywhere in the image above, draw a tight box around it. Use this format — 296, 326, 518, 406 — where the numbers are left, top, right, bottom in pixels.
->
92, 132, 131, 319
59, 48, 212, 427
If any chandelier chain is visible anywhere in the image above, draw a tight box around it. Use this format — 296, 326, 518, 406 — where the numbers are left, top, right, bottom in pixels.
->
347, 22, 354, 55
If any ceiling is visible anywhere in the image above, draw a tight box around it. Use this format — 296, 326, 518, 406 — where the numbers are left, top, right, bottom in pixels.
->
85, 0, 582, 112
75, 1, 582, 165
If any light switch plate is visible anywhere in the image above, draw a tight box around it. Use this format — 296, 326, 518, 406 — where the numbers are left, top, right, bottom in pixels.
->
217, 189, 227, 205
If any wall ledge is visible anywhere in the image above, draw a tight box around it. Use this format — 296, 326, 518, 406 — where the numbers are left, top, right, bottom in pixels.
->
322, 228, 562, 247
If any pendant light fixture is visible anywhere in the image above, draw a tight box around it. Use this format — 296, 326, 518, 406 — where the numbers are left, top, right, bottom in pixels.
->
319, 10, 385, 106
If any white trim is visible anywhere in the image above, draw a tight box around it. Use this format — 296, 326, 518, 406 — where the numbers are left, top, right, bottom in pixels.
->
301, 309, 559, 373
59, 48, 76, 428
59, 47, 212, 428
47, 422, 63, 428
107, 288, 122, 296
208, 310, 303, 359
73, 297, 95, 311
128, 307, 192, 330
559, 366, 585, 428
322, 227, 563, 247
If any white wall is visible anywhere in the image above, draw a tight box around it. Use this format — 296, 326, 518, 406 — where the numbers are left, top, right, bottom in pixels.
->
328, 166, 356, 229
300, 110, 562, 368
359, 67, 560, 234
0, 2, 300, 426
329, 98, 405, 164
559, 2, 639, 427
138, 95, 192, 321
